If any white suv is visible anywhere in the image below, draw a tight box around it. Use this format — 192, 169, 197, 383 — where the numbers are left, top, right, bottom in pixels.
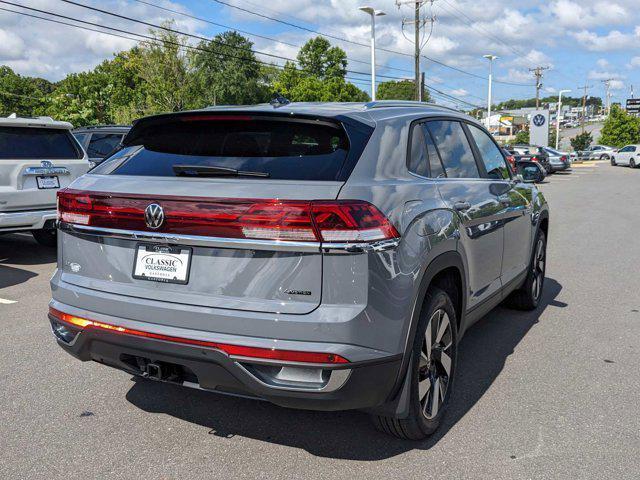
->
0, 115, 89, 246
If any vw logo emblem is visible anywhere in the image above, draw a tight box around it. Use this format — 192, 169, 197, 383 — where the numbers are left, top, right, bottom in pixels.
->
41, 160, 53, 168
533, 114, 546, 127
144, 204, 165, 229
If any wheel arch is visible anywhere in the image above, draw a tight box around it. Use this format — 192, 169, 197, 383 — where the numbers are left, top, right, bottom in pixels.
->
367, 250, 467, 419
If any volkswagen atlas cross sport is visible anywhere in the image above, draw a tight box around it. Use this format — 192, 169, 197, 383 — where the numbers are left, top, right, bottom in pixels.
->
0, 114, 89, 246
49, 101, 549, 440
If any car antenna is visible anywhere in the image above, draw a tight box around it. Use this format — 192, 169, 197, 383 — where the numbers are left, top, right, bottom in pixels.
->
269, 93, 290, 108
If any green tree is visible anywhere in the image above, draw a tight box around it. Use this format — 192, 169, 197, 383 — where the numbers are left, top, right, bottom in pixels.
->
376, 79, 430, 102
514, 130, 529, 144
136, 23, 197, 114
296, 37, 346, 79
599, 104, 640, 148
191, 31, 269, 106
570, 131, 593, 151
0, 66, 53, 116
273, 39, 368, 102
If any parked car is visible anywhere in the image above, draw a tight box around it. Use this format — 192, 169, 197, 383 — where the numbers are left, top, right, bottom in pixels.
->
0, 114, 89, 246
542, 147, 571, 172
49, 101, 549, 440
504, 149, 547, 183
506, 144, 553, 174
610, 145, 640, 168
73, 125, 130, 167
580, 145, 615, 161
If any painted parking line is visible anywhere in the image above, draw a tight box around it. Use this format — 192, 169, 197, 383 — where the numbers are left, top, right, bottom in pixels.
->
0, 298, 17, 304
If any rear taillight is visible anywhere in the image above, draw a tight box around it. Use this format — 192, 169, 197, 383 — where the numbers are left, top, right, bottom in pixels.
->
531, 156, 539, 162
57, 190, 399, 243
561, 156, 568, 161
49, 307, 349, 364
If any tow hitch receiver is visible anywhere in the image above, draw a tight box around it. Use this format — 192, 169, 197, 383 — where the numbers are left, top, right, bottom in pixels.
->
143, 362, 163, 381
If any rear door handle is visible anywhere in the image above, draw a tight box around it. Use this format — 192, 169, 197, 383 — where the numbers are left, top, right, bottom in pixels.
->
453, 201, 471, 212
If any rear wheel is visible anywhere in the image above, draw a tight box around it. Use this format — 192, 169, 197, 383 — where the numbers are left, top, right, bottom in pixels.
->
372, 287, 457, 440
630, 158, 636, 168
600, 154, 609, 160
32, 228, 57, 247
506, 231, 546, 310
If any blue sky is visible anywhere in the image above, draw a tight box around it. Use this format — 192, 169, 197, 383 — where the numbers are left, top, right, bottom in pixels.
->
1, 0, 638, 108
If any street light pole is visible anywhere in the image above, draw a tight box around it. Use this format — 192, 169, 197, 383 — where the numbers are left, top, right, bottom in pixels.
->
483, 55, 498, 131
359, 6, 386, 101
556, 89, 571, 150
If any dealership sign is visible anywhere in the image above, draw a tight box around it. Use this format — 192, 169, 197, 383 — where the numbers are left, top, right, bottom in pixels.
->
529, 110, 549, 147
626, 98, 640, 114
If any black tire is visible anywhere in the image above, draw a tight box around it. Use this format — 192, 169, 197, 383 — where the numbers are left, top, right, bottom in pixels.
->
611, 157, 616, 166
506, 231, 546, 311
32, 228, 57, 247
600, 154, 609, 160
630, 159, 636, 168
372, 287, 458, 440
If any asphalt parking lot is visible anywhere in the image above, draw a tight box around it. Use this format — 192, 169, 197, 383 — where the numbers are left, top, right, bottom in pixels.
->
1, 162, 639, 479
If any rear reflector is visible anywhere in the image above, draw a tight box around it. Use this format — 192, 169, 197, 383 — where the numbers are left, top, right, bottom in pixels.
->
49, 307, 349, 364
57, 190, 399, 243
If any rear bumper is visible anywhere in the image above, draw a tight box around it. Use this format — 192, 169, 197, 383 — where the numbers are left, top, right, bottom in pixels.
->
48, 302, 402, 411
0, 209, 56, 232
549, 163, 570, 172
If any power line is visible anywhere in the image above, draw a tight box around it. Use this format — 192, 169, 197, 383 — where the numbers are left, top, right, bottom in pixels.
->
57, 0, 427, 83
210, 0, 532, 87
0, 2, 481, 109
131, 0, 416, 76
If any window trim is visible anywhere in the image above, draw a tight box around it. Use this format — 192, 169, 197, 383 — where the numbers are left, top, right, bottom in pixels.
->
463, 121, 513, 181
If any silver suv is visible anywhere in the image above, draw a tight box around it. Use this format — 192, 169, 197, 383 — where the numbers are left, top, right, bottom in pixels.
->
49, 102, 549, 440
0, 115, 89, 246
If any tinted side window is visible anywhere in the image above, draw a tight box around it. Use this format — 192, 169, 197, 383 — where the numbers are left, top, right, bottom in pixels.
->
87, 133, 123, 158
408, 123, 429, 177
426, 121, 479, 178
468, 125, 510, 180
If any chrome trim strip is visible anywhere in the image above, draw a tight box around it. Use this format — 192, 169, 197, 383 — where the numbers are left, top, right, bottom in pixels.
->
60, 222, 322, 252
60, 222, 401, 253
24, 167, 70, 175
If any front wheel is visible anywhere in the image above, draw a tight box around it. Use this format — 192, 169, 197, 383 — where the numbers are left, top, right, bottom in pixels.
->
372, 287, 457, 440
32, 228, 57, 247
611, 157, 617, 166
506, 231, 546, 310
630, 159, 636, 168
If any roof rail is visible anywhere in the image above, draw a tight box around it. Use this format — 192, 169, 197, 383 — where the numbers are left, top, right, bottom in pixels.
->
75, 124, 131, 129
363, 100, 462, 113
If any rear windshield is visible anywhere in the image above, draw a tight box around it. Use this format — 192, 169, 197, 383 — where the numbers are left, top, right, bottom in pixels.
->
0, 127, 82, 159
93, 117, 352, 181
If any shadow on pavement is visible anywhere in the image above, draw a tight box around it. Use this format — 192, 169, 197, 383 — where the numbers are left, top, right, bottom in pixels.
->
126, 278, 563, 460
0, 233, 56, 289
0, 233, 56, 266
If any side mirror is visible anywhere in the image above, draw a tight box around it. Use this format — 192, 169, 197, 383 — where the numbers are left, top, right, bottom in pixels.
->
516, 161, 545, 183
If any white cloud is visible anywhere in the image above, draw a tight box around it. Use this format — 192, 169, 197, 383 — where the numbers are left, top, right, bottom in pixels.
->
597, 58, 610, 69
572, 28, 640, 51
627, 57, 640, 69
549, 1, 629, 28
0, 0, 203, 80
450, 88, 468, 96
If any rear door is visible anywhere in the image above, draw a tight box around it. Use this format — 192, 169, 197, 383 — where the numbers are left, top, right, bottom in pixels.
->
58, 113, 372, 315
0, 126, 87, 213
427, 119, 504, 310
467, 124, 532, 288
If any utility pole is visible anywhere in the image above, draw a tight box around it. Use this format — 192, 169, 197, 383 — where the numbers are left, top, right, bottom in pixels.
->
420, 72, 425, 102
397, 1, 435, 101
601, 79, 614, 116
578, 84, 592, 134
631, 85, 635, 99
529, 66, 549, 108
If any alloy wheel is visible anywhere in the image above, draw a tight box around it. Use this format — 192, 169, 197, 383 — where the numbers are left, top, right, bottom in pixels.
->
531, 237, 546, 301
418, 309, 453, 420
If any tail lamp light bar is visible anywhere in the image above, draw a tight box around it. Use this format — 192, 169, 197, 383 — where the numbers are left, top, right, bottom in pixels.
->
56, 190, 399, 244
58, 189, 399, 242
49, 307, 349, 364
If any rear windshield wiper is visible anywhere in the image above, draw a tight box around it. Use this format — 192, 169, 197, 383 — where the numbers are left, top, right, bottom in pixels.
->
172, 165, 270, 178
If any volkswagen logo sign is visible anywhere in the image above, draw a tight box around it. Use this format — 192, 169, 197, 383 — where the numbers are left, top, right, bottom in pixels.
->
144, 204, 165, 229
533, 114, 546, 127
41, 160, 53, 168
